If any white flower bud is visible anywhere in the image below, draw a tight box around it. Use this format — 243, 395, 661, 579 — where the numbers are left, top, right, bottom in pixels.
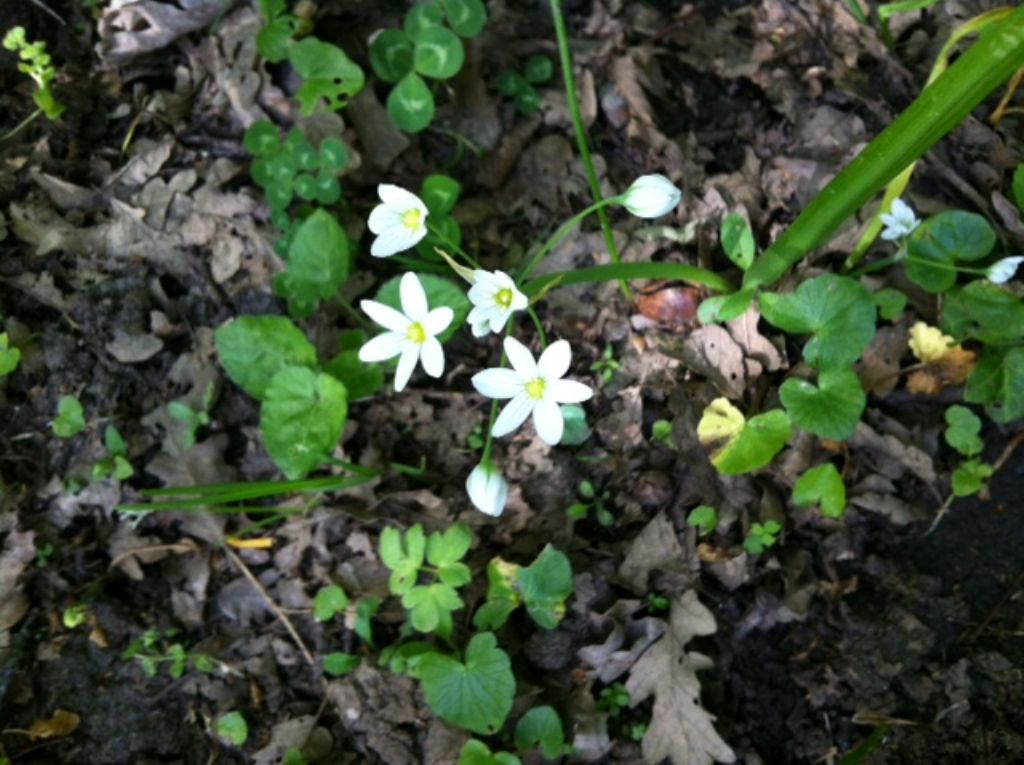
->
465, 462, 509, 517
621, 174, 682, 219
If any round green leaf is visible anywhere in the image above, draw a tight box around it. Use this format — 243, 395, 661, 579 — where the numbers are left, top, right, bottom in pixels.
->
387, 73, 436, 132
415, 215, 462, 260
413, 26, 465, 79
944, 405, 983, 457
421, 174, 462, 216
288, 38, 366, 115
318, 137, 348, 170
514, 706, 565, 759
374, 273, 469, 340
779, 368, 865, 441
942, 281, 1024, 344
524, 55, 554, 84
215, 316, 317, 400
324, 331, 385, 400
445, 0, 488, 37
914, 210, 996, 262
313, 584, 350, 622
711, 409, 791, 475
285, 130, 318, 171
370, 29, 414, 83
497, 69, 528, 97
294, 173, 318, 201
243, 120, 281, 157
404, 1, 445, 40
558, 404, 591, 446
513, 88, 542, 115
517, 546, 572, 629
792, 463, 846, 518
314, 173, 341, 205
260, 367, 348, 479
323, 652, 360, 677
286, 209, 351, 302
216, 711, 248, 747
256, 16, 296, 63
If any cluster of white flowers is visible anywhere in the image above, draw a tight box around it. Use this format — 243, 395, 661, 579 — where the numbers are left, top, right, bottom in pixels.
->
356, 176, 682, 516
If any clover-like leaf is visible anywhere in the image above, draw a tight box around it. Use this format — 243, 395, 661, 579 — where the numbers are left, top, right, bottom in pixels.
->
289, 38, 365, 115
413, 26, 465, 79
53, 395, 86, 439
216, 711, 248, 747
873, 288, 907, 320
759, 274, 876, 370
514, 706, 565, 759
459, 740, 522, 765
387, 72, 435, 132
216, 316, 317, 400
421, 174, 462, 216
445, 0, 488, 37
243, 120, 282, 157
409, 632, 515, 736
370, 29, 415, 83
404, 1, 445, 39
942, 281, 1024, 345
260, 367, 348, 479
779, 368, 865, 441
313, 584, 349, 622
518, 545, 573, 630
792, 463, 846, 518
427, 524, 473, 588
951, 459, 994, 497
944, 405, 983, 458
402, 582, 464, 636
524, 54, 553, 84
964, 346, 1024, 424
380, 525, 426, 595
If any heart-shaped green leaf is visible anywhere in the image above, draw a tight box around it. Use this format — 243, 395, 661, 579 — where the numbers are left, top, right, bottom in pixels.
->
413, 26, 465, 79
792, 463, 846, 518
387, 72, 435, 132
216, 316, 317, 400
289, 38, 365, 115
711, 409, 791, 475
780, 368, 865, 441
445, 0, 488, 37
369, 29, 414, 82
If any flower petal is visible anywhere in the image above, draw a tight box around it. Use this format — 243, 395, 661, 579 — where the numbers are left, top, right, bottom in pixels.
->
358, 332, 406, 362
371, 226, 420, 257
537, 339, 572, 380
471, 320, 490, 338
472, 368, 523, 399
400, 272, 429, 321
487, 310, 511, 333
492, 393, 534, 437
533, 398, 564, 446
378, 184, 424, 211
549, 378, 593, 404
360, 299, 411, 333
420, 336, 445, 377
510, 289, 529, 311
503, 336, 538, 379
367, 204, 400, 235
393, 343, 420, 392
422, 306, 453, 336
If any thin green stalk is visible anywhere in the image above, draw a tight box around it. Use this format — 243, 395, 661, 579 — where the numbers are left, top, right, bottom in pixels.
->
427, 221, 480, 269
517, 197, 623, 282
526, 306, 548, 349
523, 260, 734, 297
742, 6, 1024, 291
548, 0, 628, 296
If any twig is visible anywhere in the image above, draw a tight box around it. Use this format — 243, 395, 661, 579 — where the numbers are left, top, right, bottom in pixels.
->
28, 0, 66, 25
224, 546, 316, 667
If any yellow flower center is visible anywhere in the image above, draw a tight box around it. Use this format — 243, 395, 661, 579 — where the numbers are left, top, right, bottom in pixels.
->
525, 377, 547, 400
401, 208, 423, 231
495, 288, 514, 309
406, 322, 427, 344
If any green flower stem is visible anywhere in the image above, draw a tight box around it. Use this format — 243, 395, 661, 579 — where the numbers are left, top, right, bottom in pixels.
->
427, 221, 480, 269
548, 0, 628, 296
517, 197, 624, 282
526, 306, 549, 349
336, 294, 375, 333
742, 6, 1024, 291
522, 260, 734, 297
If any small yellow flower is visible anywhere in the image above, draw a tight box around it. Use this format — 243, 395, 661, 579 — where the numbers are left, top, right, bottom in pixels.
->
908, 322, 958, 364
697, 398, 745, 446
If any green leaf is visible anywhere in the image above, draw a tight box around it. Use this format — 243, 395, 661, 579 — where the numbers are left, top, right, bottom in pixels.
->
215, 316, 317, 400
964, 346, 1024, 424
513, 88, 542, 115
942, 281, 1024, 344
792, 463, 847, 518
53, 395, 86, 438
216, 711, 248, 747
313, 584, 350, 622
687, 505, 717, 535
379, 525, 426, 595
112, 456, 134, 481
354, 597, 381, 647
759, 275, 876, 370
374, 273, 469, 341
711, 409, 791, 476
318, 137, 349, 170
284, 210, 350, 304
524, 54, 553, 84
104, 425, 126, 456
421, 174, 462, 216
558, 404, 591, 446
944, 405, 983, 457
413, 26, 465, 79
697, 288, 756, 324
415, 214, 462, 260
370, 29, 414, 83
459, 739, 522, 765
873, 287, 907, 320
289, 38, 365, 115
284, 129, 318, 171
514, 706, 565, 758
323, 331, 386, 400
410, 632, 514, 735
445, 0, 488, 37
402, 582, 464, 636
721, 213, 755, 271
387, 72, 436, 132
258, 0, 286, 20
779, 368, 866, 441
427, 524, 473, 587
1014, 163, 1024, 215
497, 69, 529, 97
257, 16, 297, 63
951, 459, 994, 497
243, 120, 282, 157
518, 545, 573, 630
472, 559, 521, 631
0, 333, 20, 376
323, 652, 360, 677
404, 1, 445, 39
905, 211, 996, 293
260, 367, 348, 479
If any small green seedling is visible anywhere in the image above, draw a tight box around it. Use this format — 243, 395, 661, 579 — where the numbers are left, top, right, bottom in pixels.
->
215, 711, 248, 747
466, 425, 485, 450
91, 425, 134, 481
647, 593, 669, 612
122, 628, 217, 679
743, 521, 782, 555
792, 463, 846, 518
687, 505, 718, 536
473, 545, 573, 631
62, 604, 88, 629
597, 682, 631, 713
313, 584, 349, 622
566, 479, 614, 526
459, 739, 521, 765
0, 333, 20, 376
168, 382, 216, 449
514, 705, 568, 759
35, 542, 55, 567
496, 54, 554, 114
323, 652, 360, 677
945, 405, 994, 497
590, 344, 620, 383
650, 418, 673, 447
52, 395, 86, 439
354, 596, 381, 648
720, 213, 755, 271
3, 27, 64, 119
698, 399, 791, 476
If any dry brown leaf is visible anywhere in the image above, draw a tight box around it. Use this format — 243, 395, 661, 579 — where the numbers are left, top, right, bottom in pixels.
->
626, 591, 736, 764
618, 512, 693, 593
28, 709, 81, 741
906, 347, 977, 395
98, 0, 232, 63
0, 528, 35, 631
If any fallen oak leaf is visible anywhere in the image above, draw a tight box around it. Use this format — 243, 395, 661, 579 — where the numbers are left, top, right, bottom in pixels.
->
21, 709, 81, 741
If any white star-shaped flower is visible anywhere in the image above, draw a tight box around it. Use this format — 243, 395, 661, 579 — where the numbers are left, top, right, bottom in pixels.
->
879, 198, 920, 241
358, 272, 453, 392
986, 256, 1024, 285
367, 184, 429, 257
467, 270, 529, 337
472, 337, 593, 446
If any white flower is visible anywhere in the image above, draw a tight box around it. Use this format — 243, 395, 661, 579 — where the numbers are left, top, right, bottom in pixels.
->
620, 174, 682, 219
466, 461, 509, 517
472, 337, 593, 446
467, 270, 529, 337
367, 184, 429, 257
986, 256, 1024, 285
358, 272, 453, 392
879, 198, 920, 241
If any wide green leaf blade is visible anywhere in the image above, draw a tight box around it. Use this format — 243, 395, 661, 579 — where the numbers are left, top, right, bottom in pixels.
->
792, 463, 847, 518
289, 38, 365, 115
387, 72, 435, 132
780, 368, 866, 441
712, 409, 791, 475
216, 316, 317, 399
